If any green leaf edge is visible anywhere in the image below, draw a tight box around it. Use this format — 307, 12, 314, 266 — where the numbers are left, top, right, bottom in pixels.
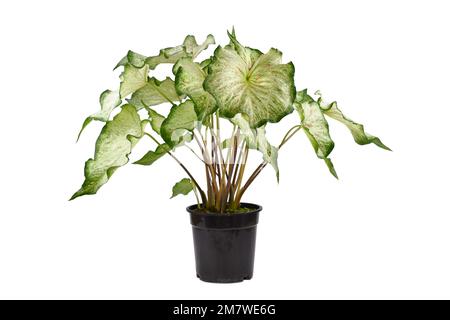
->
70, 105, 143, 200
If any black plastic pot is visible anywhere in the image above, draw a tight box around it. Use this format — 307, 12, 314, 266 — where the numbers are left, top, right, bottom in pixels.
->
187, 203, 262, 283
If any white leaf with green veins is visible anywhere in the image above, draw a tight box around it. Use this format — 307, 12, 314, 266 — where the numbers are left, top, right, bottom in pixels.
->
128, 77, 182, 110
145, 34, 215, 70
204, 33, 295, 128
317, 97, 391, 151
231, 113, 279, 179
77, 90, 121, 141
170, 178, 194, 198
256, 127, 279, 181
173, 57, 217, 120
160, 100, 197, 147
114, 35, 214, 71
230, 113, 257, 147
295, 99, 335, 159
71, 104, 143, 200
119, 64, 149, 98
295, 90, 337, 178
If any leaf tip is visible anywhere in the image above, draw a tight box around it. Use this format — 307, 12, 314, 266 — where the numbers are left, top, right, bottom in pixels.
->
76, 117, 93, 142
378, 142, 392, 151
69, 192, 78, 201
324, 158, 339, 179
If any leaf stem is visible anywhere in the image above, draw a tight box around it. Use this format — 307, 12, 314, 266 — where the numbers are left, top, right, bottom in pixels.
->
233, 125, 303, 205
144, 132, 207, 204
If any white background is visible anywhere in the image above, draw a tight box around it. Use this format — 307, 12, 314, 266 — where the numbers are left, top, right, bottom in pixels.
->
0, 0, 449, 299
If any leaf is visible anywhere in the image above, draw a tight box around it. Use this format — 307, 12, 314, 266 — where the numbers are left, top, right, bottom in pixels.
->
295, 97, 334, 159
230, 113, 257, 147
127, 50, 147, 68
173, 57, 217, 120
128, 77, 181, 110
200, 58, 212, 70
296, 88, 314, 104
114, 50, 147, 70
317, 96, 391, 151
204, 32, 295, 128
77, 90, 121, 141
134, 143, 170, 166
114, 55, 128, 71
256, 127, 279, 181
134, 108, 191, 166
324, 158, 338, 179
71, 105, 143, 200
160, 100, 197, 147
145, 34, 215, 70
119, 64, 149, 98
231, 113, 279, 179
221, 138, 231, 149
170, 178, 194, 198
147, 108, 165, 135
294, 90, 337, 178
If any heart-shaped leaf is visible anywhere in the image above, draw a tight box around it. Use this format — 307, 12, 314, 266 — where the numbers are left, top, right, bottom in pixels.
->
205, 32, 295, 128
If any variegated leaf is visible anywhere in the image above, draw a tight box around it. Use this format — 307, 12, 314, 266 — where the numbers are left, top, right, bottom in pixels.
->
317, 95, 391, 151
173, 57, 217, 120
119, 64, 149, 98
71, 105, 143, 200
204, 32, 295, 128
128, 77, 181, 110
145, 34, 215, 70
295, 90, 337, 178
114, 50, 147, 70
114, 35, 215, 71
231, 113, 279, 179
146, 108, 165, 135
160, 100, 197, 147
295, 97, 334, 159
77, 90, 121, 141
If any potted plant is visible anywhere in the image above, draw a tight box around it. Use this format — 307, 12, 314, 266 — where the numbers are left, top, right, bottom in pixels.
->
71, 29, 389, 283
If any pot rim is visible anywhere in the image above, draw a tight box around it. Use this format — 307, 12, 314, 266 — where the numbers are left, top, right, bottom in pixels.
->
186, 202, 262, 216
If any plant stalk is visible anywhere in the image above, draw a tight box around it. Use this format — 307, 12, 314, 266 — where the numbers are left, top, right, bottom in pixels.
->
144, 132, 207, 205
233, 125, 303, 205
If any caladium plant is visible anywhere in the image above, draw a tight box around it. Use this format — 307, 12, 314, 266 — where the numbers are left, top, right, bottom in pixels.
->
71, 29, 390, 212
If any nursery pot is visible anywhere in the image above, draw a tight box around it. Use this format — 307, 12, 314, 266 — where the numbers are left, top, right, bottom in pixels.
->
187, 203, 262, 283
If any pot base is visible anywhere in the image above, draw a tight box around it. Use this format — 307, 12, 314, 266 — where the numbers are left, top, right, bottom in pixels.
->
197, 274, 253, 284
